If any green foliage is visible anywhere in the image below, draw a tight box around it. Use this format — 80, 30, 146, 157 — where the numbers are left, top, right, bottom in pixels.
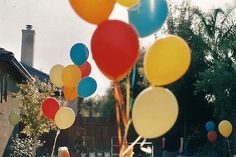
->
10, 134, 44, 157
194, 7, 236, 122
195, 139, 227, 157
80, 96, 104, 117
14, 78, 57, 139
99, 90, 116, 118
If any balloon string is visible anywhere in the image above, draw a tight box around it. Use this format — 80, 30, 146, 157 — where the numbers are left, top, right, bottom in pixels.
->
226, 138, 233, 157
122, 136, 142, 156
140, 138, 152, 154
122, 120, 131, 147
126, 76, 130, 119
51, 129, 61, 157
115, 102, 122, 146
130, 65, 136, 110
131, 65, 136, 90
114, 82, 128, 127
120, 120, 132, 157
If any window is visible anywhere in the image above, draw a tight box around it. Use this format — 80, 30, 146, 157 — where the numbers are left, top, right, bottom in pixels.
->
0, 74, 8, 103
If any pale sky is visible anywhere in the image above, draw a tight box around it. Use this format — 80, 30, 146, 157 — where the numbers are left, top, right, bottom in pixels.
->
0, 0, 235, 96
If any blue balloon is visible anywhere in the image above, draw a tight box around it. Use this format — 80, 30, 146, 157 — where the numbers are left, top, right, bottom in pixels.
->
77, 77, 97, 98
205, 121, 215, 131
70, 43, 89, 65
128, 0, 168, 37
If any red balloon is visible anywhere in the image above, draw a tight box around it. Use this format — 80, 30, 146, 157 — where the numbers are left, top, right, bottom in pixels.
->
91, 20, 139, 81
42, 97, 60, 120
80, 61, 92, 78
207, 131, 217, 143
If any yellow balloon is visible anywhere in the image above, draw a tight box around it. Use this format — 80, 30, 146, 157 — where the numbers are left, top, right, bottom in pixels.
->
144, 35, 191, 86
69, 0, 116, 25
9, 112, 20, 126
55, 107, 76, 129
218, 120, 232, 138
61, 65, 81, 87
49, 64, 64, 88
132, 87, 179, 139
117, 0, 139, 8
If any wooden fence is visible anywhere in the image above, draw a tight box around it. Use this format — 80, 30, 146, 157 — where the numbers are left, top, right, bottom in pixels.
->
41, 117, 117, 156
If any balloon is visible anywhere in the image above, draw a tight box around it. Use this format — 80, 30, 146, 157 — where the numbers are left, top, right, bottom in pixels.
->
55, 107, 76, 129
63, 86, 78, 101
80, 61, 92, 77
132, 87, 178, 139
49, 64, 64, 88
58, 147, 70, 157
144, 35, 191, 86
61, 65, 81, 87
67, 100, 79, 117
70, 43, 89, 66
218, 120, 233, 138
91, 20, 139, 81
205, 121, 215, 131
207, 131, 217, 143
69, 0, 116, 25
128, 0, 168, 37
117, 0, 139, 8
41, 97, 60, 120
77, 77, 97, 98
9, 112, 20, 126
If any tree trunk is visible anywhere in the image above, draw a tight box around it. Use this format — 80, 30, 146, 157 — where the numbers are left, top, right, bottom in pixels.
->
32, 138, 37, 157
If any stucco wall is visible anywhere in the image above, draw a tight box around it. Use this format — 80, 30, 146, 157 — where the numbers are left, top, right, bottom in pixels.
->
0, 96, 19, 156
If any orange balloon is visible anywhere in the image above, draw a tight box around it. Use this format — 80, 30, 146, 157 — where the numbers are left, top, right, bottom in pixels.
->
69, 0, 116, 25
63, 86, 78, 101
61, 65, 81, 87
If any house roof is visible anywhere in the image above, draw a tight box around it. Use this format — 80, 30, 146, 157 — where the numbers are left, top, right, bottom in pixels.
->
0, 48, 32, 82
0, 48, 49, 82
21, 63, 49, 81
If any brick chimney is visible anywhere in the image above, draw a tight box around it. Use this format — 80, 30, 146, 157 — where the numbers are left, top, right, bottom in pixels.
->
21, 25, 35, 67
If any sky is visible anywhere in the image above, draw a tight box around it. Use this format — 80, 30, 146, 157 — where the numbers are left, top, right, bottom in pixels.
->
0, 0, 235, 96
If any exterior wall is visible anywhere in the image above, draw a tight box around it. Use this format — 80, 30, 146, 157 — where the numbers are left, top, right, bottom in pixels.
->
0, 96, 19, 157
0, 73, 20, 156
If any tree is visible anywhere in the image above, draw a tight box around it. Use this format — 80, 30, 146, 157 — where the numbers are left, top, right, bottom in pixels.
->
14, 78, 57, 156
193, 6, 236, 120
194, 6, 236, 149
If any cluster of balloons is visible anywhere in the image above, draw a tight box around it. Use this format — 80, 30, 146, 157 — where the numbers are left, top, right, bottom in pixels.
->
42, 97, 75, 129
8, 111, 20, 126
50, 43, 97, 101
69, 0, 191, 140
205, 120, 233, 143
205, 121, 217, 143
45, 43, 98, 129
69, 0, 169, 38
132, 35, 191, 139
68, 0, 172, 83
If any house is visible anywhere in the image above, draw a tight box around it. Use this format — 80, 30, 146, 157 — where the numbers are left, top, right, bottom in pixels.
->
0, 25, 49, 156
0, 47, 32, 156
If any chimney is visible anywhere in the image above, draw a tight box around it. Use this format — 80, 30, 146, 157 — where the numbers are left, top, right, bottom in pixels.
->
21, 25, 35, 67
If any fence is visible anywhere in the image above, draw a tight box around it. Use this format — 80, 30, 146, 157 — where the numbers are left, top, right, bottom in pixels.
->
41, 117, 117, 156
